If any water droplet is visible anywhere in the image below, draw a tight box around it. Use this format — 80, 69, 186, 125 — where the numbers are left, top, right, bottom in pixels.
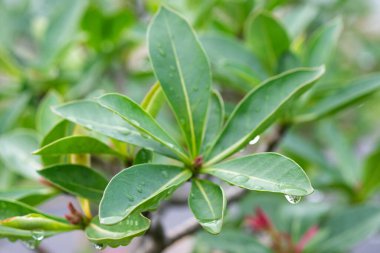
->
134, 220, 139, 226
127, 195, 135, 202
94, 243, 104, 250
285, 194, 301, 204
159, 48, 166, 57
31, 230, 44, 241
161, 171, 169, 178
249, 136, 260, 145
130, 120, 140, 127
169, 65, 175, 70
137, 184, 143, 193
23, 240, 38, 250
233, 175, 249, 184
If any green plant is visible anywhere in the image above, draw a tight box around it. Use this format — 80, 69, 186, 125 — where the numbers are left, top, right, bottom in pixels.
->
1, 1, 380, 253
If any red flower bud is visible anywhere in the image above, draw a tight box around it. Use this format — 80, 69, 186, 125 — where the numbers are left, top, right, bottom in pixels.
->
246, 208, 272, 231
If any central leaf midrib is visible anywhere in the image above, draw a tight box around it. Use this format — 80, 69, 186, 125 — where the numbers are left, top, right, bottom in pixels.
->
163, 13, 197, 157
195, 180, 216, 219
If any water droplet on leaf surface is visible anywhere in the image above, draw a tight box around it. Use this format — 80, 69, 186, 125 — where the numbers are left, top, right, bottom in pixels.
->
94, 243, 104, 250
31, 230, 44, 241
285, 194, 301, 204
249, 136, 260, 145
161, 171, 169, 178
233, 175, 249, 184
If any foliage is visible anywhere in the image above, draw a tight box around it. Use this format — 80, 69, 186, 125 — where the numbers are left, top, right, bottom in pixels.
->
1, 0, 380, 252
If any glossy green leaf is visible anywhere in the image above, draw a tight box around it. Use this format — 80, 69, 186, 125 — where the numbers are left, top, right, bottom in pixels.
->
36, 91, 63, 136
316, 205, 380, 253
245, 11, 290, 72
201, 91, 224, 153
54, 101, 178, 159
38, 164, 108, 201
98, 93, 188, 162
0, 187, 57, 206
304, 18, 342, 67
0, 130, 41, 179
200, 33, 266, 90
85, 214, 150, 248
189, 179, 226, 234
202, 153, 313, 196
206, 67, 325, 164
148, 7, 211, 157
34, 136, 121, 157
39, 120, 73, 166
0, 199, 77, 242
0, 214, 76, 232
295, 73, 380, 122
100, 164, 192, 224
0, 199, 69, 223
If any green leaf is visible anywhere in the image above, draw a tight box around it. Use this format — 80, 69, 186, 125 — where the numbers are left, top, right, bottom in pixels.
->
100, 164, 192, 224
98, 93, 188, 162
148, 7, 211, 157
38, 164, 108, 201
295, 73, 380, 122
0, 214, 77, 232
134, 149, 153, 165
304, 18, 342, 67
359, 147, 380, 199
85, 214, 150, 248
318, 121, 360, 187
0, 130, 41, 179
206, 67, 325, 164
0, 187, 58, 206
0, 198, 69, 223
39, 120, 73, 166
0, 199, 77, 242
0, 92, 30, 134
140, 82, 165, 118
202, 153, 313, 196
282, 4, 318, 39
34, 136, 121, 157
201, 90, 224, 153
316, 205, 380, 253
36, 91, 63, 136
200, 33, 266, 90
54, 101, 178, 159
38, 0, 87, 67
189, 179, 226, 234
196, 229, 270, 253
245, 11, 290, 72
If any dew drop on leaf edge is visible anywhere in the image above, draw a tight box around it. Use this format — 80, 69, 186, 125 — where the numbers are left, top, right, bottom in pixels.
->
284, 194, 302, 204
31, 230, 45, 241
94, 243, 105, 250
